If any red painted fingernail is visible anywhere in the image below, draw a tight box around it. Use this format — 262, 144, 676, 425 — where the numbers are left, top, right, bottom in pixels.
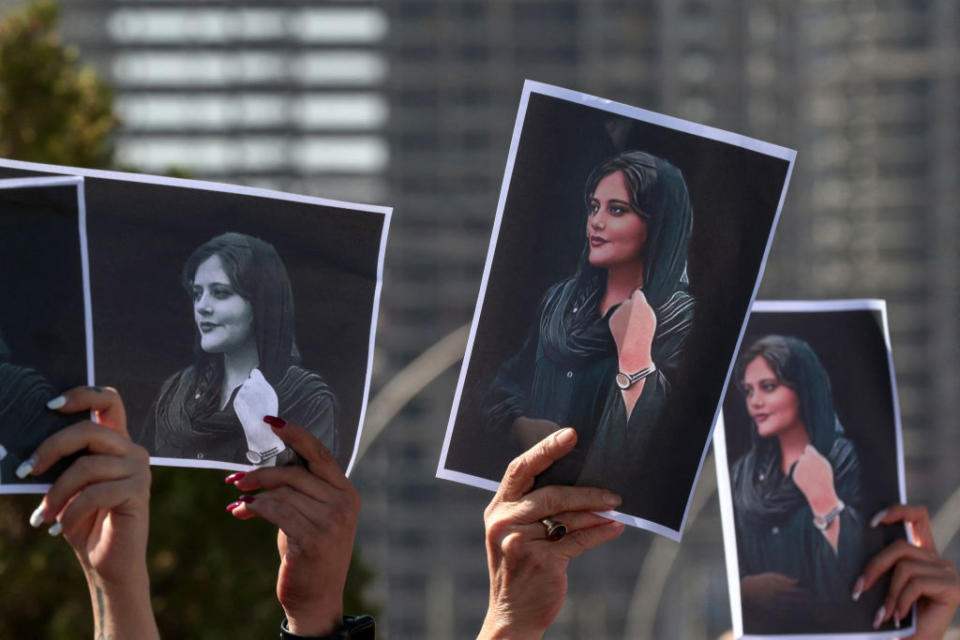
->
263, 415, 286, 429
239, 494, 255, 503
224, 472, 246, 484
226, 501, 242, 512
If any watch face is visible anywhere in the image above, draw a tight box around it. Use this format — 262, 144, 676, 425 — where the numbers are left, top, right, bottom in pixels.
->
615, 372, 631, 389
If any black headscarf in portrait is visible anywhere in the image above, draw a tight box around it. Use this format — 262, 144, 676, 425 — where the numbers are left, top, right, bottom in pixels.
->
733, 336, 860, 527
540, 151, 695, 368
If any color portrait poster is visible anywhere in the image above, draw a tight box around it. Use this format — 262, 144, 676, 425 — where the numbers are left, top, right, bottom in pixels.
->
0, 159, 390, 476
437, 80, 796, 540
714, 300, 913, 638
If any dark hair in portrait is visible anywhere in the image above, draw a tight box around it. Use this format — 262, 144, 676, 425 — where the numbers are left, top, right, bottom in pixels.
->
182, 232, 301, 394
725, 313, 909, 634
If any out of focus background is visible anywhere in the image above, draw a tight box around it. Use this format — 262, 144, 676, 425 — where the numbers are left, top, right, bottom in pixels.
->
0, 1, 957, 637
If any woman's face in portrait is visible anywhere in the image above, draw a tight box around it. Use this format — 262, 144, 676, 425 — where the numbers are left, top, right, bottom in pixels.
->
586, 170, 648, 271
191, 254, 255, 355
742, 355, 801, 439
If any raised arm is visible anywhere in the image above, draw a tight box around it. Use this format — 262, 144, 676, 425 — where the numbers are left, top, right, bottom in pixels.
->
20, 386, 158, 640
478, 428, 625, 639
225, 415, 373, 638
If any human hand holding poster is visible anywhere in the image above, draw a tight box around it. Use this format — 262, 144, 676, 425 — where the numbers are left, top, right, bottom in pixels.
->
0, 176, 92, 493
0, 159, 390, 476
714, 300, 914, 638
437, 80, 796, 539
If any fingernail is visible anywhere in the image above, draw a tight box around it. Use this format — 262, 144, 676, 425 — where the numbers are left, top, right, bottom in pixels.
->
603, 492, 621, 507
894, 612, 900, 629
47, 521, 62, 536
15, 456, 36, 479
225, 500, 242, 512
870, 510, 888, 528
556, 428, 576, 446
46, 395, 67, 410
0, 444, 7, 462
224, 472, 246, 484
239, 494, 255, 504
872, 605, 886, 629
851, 576, 864, 601
263, 415, 286, 429
29, 503, 46, 528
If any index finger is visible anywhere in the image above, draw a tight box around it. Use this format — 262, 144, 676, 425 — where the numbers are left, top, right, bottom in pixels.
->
263, 416, 348, 489
22, 421, 134, 477
498, 428, 578, 502
859, 539, 935, 594
49, 386, 127, 436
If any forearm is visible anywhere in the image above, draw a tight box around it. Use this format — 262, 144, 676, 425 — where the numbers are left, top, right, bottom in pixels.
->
84, 566, 159, 640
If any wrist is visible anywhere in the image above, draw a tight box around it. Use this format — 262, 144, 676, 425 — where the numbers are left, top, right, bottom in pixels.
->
85, 566, 158, 639
808, 492, 841, 517
284, 605, 343, 636
282, 614, 374, 639
478, 613, 544, 640
617, 350, 653, 373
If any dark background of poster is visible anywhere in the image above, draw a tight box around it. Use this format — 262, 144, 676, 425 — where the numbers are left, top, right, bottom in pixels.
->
0, 183, 86, 389
444, 91, 791, 530
0, 166, 384, 469
723, 308, 910, 633
0, 182, 86, 481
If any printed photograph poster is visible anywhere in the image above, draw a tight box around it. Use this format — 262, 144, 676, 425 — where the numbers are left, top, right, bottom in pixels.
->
437, 80, 796, 540
0, 175, 93, 493
714, 300, 913, 639
0, 159, 391, 476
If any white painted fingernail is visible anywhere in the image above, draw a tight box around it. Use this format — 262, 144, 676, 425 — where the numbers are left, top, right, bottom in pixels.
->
0, 444, 7, 462
47, 521, 62, 536
870, 509, 888, 528
894, 612, 900, 629
29, 503, 46, 528
872, 605, 886, 629
15, 456, 36, 479
46, 395, 67, 410
851, 576, 864, 601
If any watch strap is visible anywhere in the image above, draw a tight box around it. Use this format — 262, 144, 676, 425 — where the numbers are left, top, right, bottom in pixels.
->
615, 364, 657, 390
280, 615, 375, 639
813, 499, 845, 531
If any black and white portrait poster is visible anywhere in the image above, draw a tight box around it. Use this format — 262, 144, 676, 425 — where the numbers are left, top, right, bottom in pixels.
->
0, 159, 390, 475
0, 175, 93, 493
714, 300, 913, 638
437, 80, 796, 539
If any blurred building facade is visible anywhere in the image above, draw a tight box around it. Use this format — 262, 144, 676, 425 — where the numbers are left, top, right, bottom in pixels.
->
49, 1, 960, 637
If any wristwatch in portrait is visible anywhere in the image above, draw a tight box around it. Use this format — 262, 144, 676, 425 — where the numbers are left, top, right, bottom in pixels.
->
280, 615, 375, 640
246, 445, 284, 465
615, 364, 657, 390
813, 499, 845, 531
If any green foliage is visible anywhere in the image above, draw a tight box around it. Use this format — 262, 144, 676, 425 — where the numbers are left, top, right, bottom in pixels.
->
0, 2, 379, 636
0, 0, 117, 167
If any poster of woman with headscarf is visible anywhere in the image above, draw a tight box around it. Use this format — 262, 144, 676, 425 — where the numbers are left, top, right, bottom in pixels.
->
0, 176, 92, 493
0, 159, 390, 476
714, 300, 912, 638
438, 80, 796, 539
